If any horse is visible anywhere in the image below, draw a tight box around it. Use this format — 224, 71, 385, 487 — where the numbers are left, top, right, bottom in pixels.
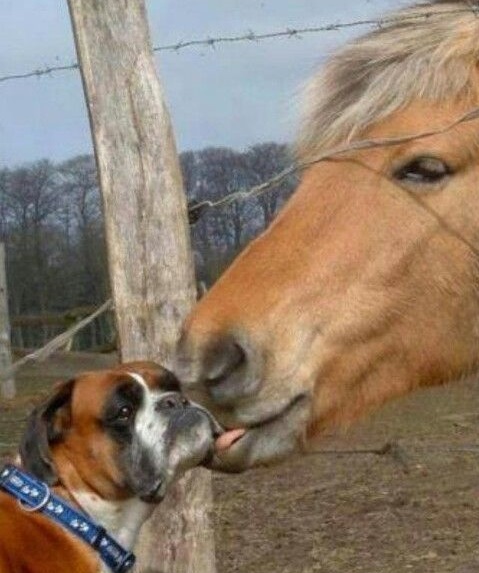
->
175, 0, 479, 472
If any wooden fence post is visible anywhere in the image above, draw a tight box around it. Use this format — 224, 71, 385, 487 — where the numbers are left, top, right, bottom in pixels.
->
0, 243, 15, 400
67, 2, 216, 573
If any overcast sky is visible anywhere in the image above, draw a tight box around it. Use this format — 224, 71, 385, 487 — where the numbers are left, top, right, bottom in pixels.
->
0, 0, 403, 167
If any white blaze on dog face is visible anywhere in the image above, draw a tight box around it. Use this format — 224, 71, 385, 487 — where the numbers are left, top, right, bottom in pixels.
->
101, 370, 218, 502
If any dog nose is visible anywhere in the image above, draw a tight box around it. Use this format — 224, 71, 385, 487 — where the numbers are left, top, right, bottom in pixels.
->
155, 394, 190, 411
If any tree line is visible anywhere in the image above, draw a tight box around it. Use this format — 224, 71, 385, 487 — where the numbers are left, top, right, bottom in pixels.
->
0, 143, 295, 349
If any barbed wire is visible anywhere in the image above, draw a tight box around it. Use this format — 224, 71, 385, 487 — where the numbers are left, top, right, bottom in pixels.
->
188, 104, 479, 212
1, 6, 478, 85
0, 63, 79, 84
152, 8, 476, 52
188, 103, 479, 257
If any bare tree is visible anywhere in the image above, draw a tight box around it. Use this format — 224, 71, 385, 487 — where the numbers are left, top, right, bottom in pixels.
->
6, 161, 60, 335
59, 155, 106, 304
246, 143, 294, 227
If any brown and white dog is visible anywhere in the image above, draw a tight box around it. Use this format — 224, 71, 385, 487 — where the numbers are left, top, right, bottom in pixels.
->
0, 361, 222, 573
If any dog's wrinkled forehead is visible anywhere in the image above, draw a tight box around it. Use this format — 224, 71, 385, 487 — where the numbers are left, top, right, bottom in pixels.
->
127, 371, 149, 389
105, 362, 183, 416
126, 371, 176, 395
117, 361, 180, 392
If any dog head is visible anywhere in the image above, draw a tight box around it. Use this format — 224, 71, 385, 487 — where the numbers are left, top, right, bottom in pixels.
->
19, 361, 222, 502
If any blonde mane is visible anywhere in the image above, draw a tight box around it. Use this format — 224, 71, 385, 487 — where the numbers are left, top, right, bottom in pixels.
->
297, 0, 479, 162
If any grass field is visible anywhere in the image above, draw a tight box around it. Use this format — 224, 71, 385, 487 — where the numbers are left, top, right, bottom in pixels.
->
2, 353, 479, 572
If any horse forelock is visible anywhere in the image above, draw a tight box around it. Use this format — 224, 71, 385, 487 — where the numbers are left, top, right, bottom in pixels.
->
297, 0, 479, 162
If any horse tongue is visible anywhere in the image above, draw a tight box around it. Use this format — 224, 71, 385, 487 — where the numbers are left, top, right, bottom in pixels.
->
215, 428, 247, 452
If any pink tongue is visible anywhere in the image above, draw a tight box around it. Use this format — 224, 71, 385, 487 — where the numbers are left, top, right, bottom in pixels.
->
215, 428, 247, 452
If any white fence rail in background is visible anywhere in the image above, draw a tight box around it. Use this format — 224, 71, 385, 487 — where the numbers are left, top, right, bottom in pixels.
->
0, 299, 112, 383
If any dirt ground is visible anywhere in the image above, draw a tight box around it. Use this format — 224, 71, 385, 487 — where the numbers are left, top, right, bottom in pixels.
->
2, 353, 479, 573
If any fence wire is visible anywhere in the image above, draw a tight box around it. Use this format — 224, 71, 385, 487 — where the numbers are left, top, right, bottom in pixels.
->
0, 299, 112, 381
5, 103, 479, 378
188, 103, 479, 259
1, 6, 478, 84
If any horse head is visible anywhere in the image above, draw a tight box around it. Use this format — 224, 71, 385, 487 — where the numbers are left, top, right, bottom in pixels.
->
175, 1, 479, 471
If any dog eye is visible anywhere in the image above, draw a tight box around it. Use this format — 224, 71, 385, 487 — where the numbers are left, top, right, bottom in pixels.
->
116, 405, 133, 422
394, 157, 451, 185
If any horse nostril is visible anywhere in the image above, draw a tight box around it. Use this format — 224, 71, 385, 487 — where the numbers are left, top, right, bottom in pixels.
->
204, 342, 246, 388
174, 327, 261, 405
200, 336, 262, 406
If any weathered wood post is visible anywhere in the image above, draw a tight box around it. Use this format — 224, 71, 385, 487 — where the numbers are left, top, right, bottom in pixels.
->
0, 243, 15, 400
67, 2, 216, 573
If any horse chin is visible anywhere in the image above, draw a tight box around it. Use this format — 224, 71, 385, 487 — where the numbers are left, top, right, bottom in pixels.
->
207, 393, 311, 473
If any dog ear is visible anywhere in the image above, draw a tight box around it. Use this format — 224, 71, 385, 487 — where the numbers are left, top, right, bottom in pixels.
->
19, 379, 75, 486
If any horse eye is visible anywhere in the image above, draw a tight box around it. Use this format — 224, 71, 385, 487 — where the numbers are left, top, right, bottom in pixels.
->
116, 405, 133, 422
394, 157, 451, 185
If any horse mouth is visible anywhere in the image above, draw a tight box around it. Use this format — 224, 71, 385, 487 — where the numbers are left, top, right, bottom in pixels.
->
210, 393, 310, 472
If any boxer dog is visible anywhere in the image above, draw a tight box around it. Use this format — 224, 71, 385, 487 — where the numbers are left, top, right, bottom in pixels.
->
0, 361, 222, 573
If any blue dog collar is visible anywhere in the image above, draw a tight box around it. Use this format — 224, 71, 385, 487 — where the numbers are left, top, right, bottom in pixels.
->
0, 464, 135, 573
